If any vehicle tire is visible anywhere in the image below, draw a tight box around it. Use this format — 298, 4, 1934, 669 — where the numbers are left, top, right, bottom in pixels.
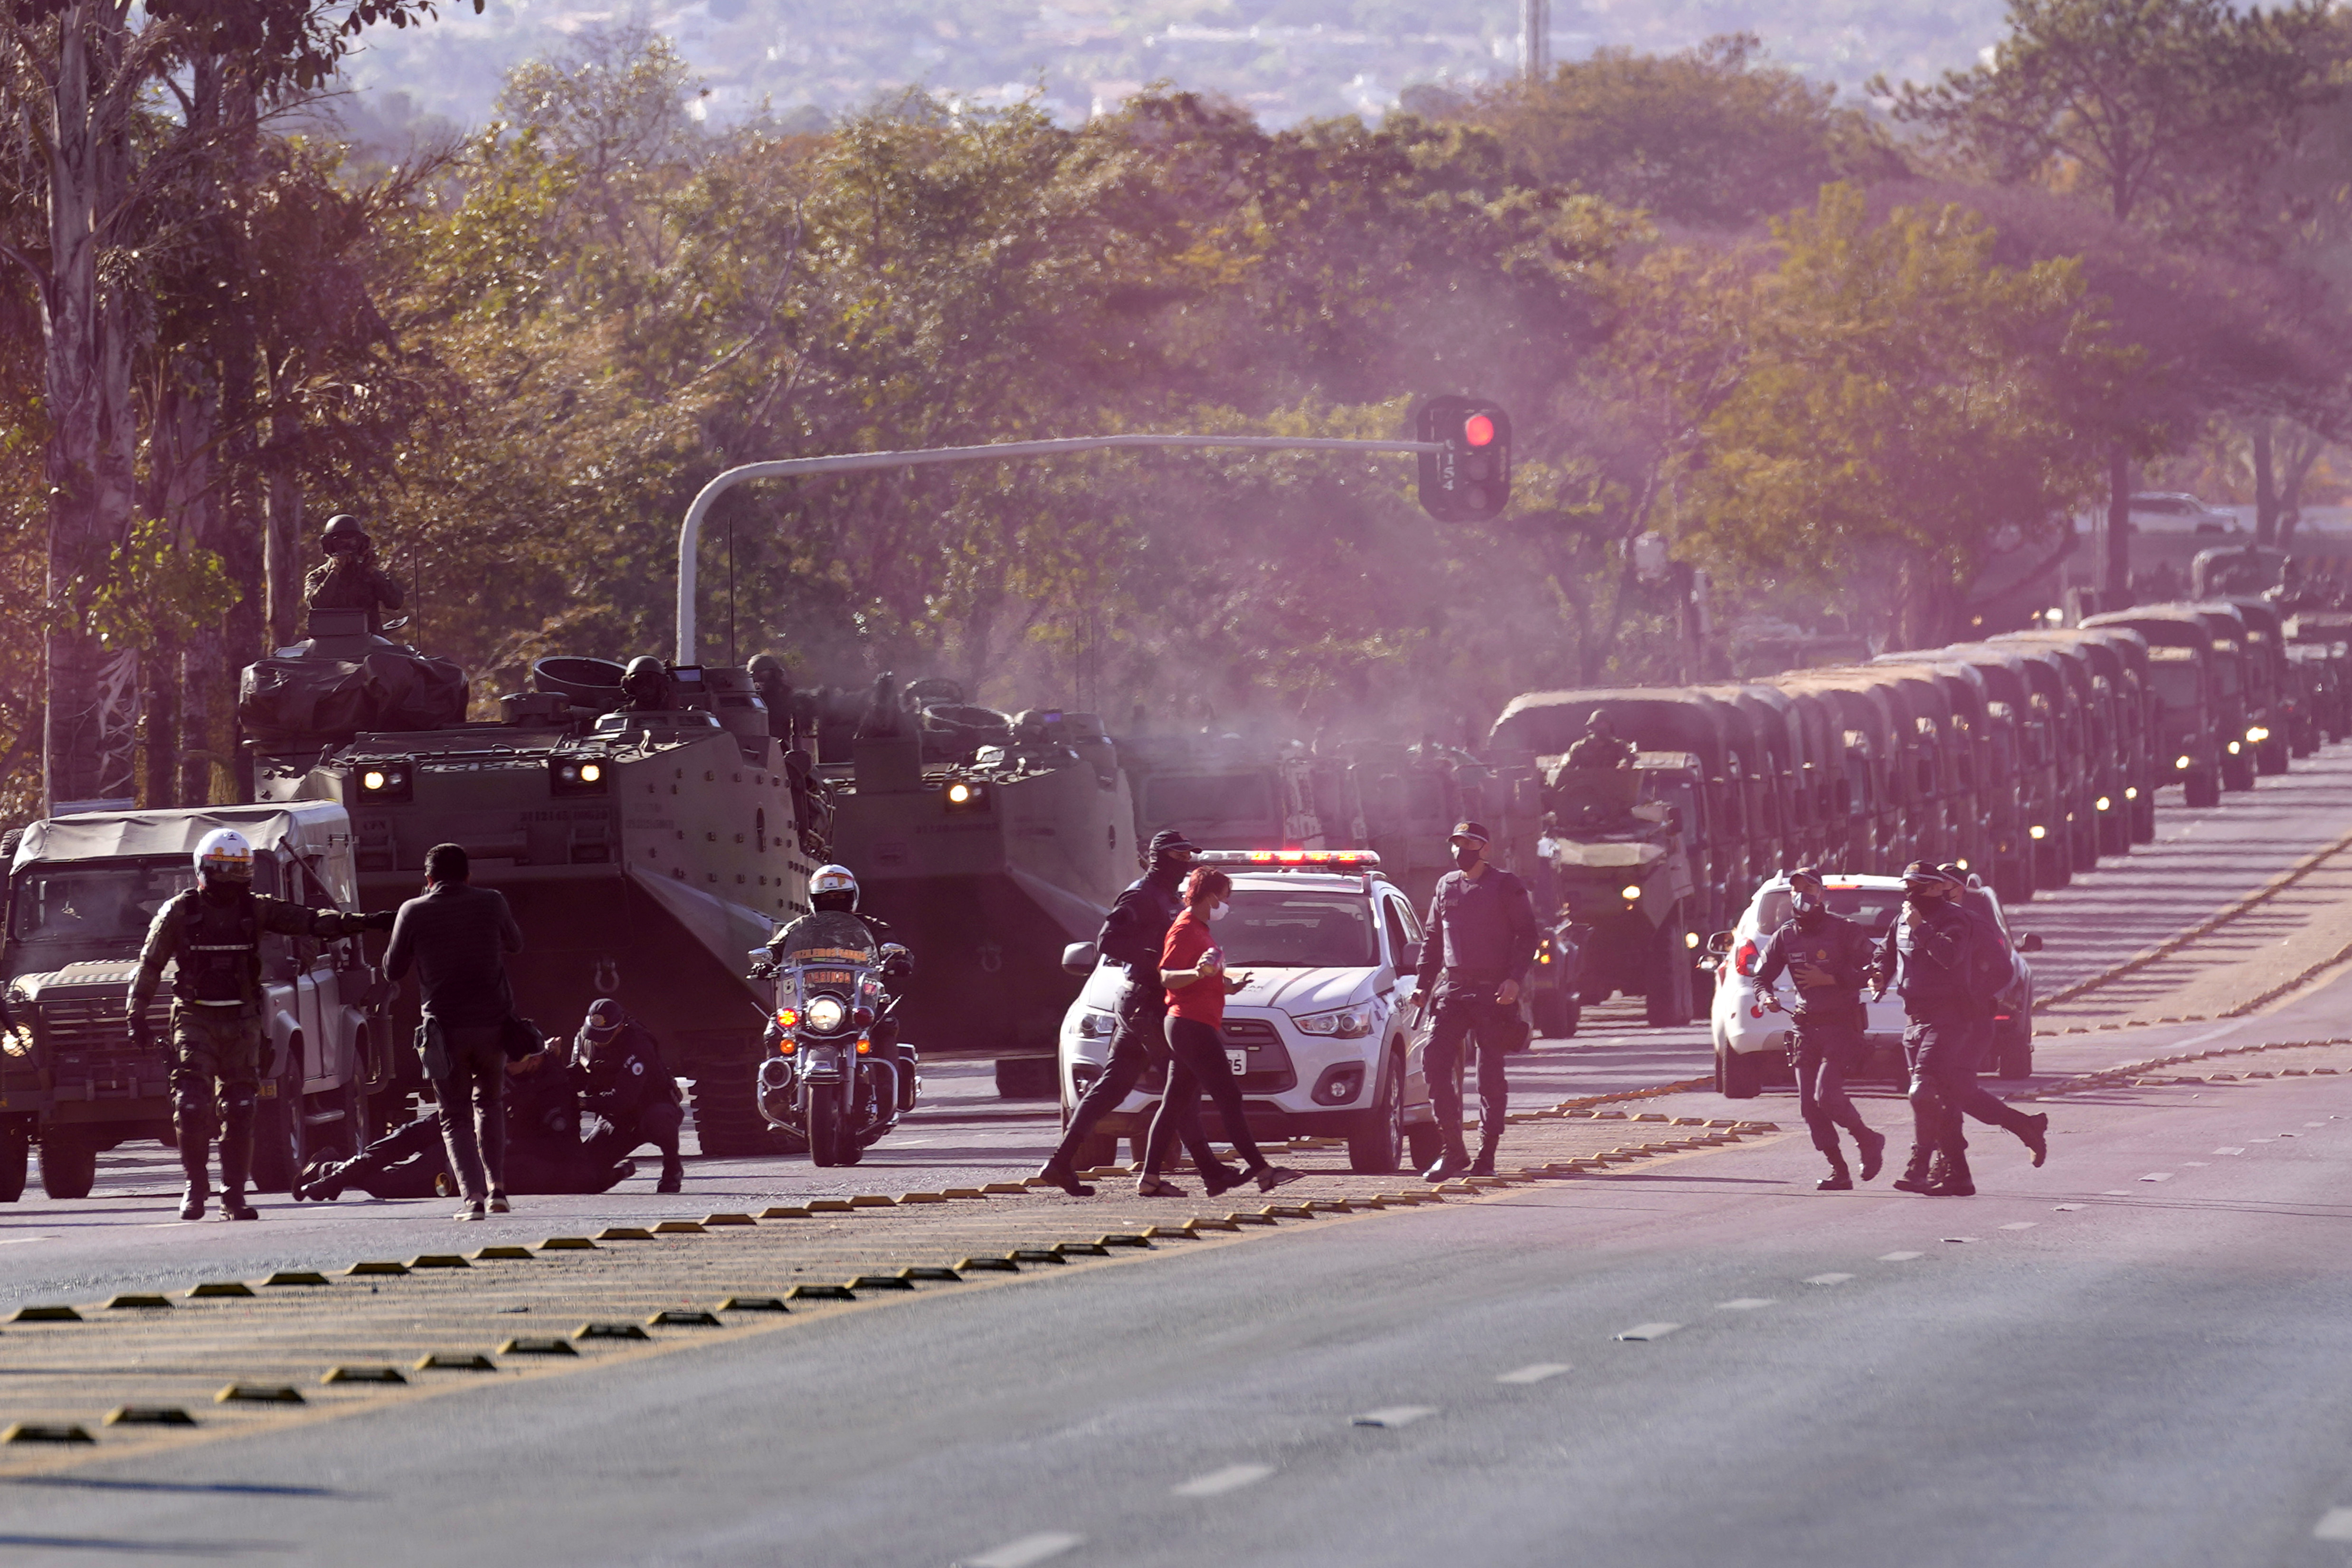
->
2098, 812, 2130, 857
1644, 913, 1694, 1028
1347, 1055, 1404, 1175
1715, 1038, 1762, 1100
1557, 995, 1582, 1040
1404, 1118, 1443, 1172
806, 1080, 849, 1167
994, 1056, 1057, 1100
2132, 794, 2157, 843
37, 1133, 97, 1200
1530, 988, 1568, 1039
691, 1072, 774, 1158
2259, 734, 2290, 775
2222, 747, 2255, 791
0, 1121, 27, 1202
249, 1089, 299, 1194
1992, 857, 2030, 906
2185, 766, 2222, 808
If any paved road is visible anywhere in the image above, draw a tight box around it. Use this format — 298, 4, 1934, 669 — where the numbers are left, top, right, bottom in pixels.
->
7, 970, 2351, 1566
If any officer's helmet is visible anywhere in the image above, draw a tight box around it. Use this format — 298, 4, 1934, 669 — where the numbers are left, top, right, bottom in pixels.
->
321, 513, 369, 554
194, 828, 255, 886
810, 864, 859, 912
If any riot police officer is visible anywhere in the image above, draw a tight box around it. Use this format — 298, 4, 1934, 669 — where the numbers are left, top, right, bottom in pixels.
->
303, 514, 405, 635
1755, 867, 1887, 1189
1415, 820, 1538, 1180
1935, 863, 2051, 1167
129, 828, 393, 1220
1563, 709, 1637, 770
1871, 862, 1978, 1197
573, 998, 686, 1193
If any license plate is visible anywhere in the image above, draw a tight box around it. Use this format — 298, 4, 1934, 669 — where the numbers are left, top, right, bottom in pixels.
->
803, 969, 856, 985
1227, 1049, 1248, 1075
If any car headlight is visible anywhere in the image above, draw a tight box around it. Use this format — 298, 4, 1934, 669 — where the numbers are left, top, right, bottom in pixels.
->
1075, 1010, 1119, 1040
805, 995, 848, 1034
1292, 1006, 1374, 1039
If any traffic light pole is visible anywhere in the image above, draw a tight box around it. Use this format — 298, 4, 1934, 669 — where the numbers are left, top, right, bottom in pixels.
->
673, 432, 1444, 663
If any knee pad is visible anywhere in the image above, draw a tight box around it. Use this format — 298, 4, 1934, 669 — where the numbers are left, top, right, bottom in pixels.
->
220, 1087, 257, 1137
173, 1087, 218, 1144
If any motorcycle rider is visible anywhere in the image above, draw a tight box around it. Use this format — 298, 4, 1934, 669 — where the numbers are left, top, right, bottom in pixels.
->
1032, 829, 1246, 1199
572, 998, 687, 1193
1755, 867, 1887, 1190
757, 864, 916, 1121
302, 514, 405, 635
129, 828, 394, 1221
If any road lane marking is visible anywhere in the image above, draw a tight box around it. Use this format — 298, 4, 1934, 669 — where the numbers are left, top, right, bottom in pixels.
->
0, 1236, 53, 1245
1496, 1363, 1571, 1385
1613, 1323, 1682, 1341
2314, 1508, 2352, 1541
2102, 1190, 2131, 1195
1715, 1298, 1775, 1310
1174, 1464, 1273, 1497
2306, 1122, 2325, 1128
2182, 1161, 2209, 1166
2214, 1147, 2245, 1155
2140, 1173, 2173, 1182
1878, 1251, 1923, 1262
1803, 1273, 1853, 1286
959, 1532, 1084, 1568
1353, 1406, 1436, 1427
2000, 1222, 2037, 1230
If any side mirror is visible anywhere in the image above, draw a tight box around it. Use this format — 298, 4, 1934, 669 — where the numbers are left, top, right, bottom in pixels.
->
1706, 931, 1734, 956
1061, 941, 1100, 976
2020, 931, 2043, 953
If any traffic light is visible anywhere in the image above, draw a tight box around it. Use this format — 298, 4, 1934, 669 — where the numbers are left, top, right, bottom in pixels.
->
1415, 396, 1511, 522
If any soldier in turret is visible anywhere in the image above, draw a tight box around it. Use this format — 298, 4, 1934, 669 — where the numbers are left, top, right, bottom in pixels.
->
1563, 709, 1637, 770
303, 514, 405, 635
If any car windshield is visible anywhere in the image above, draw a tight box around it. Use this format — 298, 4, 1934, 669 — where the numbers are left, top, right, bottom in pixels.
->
10, 861, 192, 945
1753, 885, 1906, 937
1144, 773, 1273, 831
1216, 888, 1379, 969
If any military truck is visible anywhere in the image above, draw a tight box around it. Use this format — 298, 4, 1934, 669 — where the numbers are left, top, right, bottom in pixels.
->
1115, 731, 1363, 854
822, 686, 1136, 1099
0, 803, 379, 1201
1540, 754, 1702, 1026
244, 610, 825, 1155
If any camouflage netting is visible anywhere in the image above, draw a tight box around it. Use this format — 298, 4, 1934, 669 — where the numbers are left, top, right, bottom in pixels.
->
238, 649, 470, 746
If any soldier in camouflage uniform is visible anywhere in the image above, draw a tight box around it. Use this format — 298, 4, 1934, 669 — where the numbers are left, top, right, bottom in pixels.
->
129, 828, 392, 1220
303, 514, 405, 635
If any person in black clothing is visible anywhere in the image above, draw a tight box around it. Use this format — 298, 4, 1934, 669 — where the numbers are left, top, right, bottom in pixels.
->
1033, 829, 1244, 1198
1415, 820, 1539, 1181
1934, 863, 2052, 1168
1871, 862, 1980, 1197
757, 863, 919, 1122
1755, 867, 1887, 1190
573, 998, 687, 1192
382, 842, 525, 1220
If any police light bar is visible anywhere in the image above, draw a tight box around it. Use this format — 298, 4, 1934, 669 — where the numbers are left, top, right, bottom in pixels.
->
1193, 849, 1383, 868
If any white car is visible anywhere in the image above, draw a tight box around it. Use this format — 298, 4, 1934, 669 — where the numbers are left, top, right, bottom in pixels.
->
1056, 851, 1441, 1174
1707, 873, 2039, 1098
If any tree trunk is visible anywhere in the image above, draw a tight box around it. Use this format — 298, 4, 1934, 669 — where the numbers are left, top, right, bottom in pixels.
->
2251, 420, 2278, 546
2105, 445, 2132, 601
178, 636, 218, 806
142, 647, 177, 809
264, 470, 303, 648
39, 4, 141, 813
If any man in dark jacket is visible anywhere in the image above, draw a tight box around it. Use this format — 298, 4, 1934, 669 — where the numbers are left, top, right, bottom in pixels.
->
1755, 867, 1887, 1189
1032, 829, 1244, 1198
573, 998, 686, 1192
382, 842, 524, 1220
1935, 864, 2052, 1168
1871, 862, 1980, 1197
1416, 820, 1539, 1180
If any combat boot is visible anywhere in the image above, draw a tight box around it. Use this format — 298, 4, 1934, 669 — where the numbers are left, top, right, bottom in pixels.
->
1470, 1133, 1501, 1177
178, 1180, 208, 1221
177, 1139, 210, 1220
1856, 1127, 1888, 1183
217, 1187, 258, 1221
2018, 1112, 2050, 1168
293, 1159, 350, 1204
1032, 1156, 1094, 1198
656, 1156, 683, 1195
1816, 1159, 1853, 1191
1925, 1149, 1975, 1197
1422, 1132, 1472, 1184
1891, 1144, 1937, 1194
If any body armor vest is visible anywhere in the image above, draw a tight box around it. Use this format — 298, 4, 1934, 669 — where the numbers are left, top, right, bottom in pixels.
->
174, 892, 261, 1008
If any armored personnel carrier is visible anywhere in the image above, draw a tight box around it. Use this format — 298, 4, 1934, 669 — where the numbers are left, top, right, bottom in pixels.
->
819, 679, 1134, 1098
242, 610, 825, 1154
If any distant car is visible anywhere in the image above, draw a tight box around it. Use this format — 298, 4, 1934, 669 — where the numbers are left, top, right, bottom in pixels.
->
1056, 850, 1440, 1174
2130, 491, 2240, 535
1706, 873, 2041, 1099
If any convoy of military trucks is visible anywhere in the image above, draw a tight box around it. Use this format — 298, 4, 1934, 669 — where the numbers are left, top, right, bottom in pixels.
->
0, 572, 2344, 1198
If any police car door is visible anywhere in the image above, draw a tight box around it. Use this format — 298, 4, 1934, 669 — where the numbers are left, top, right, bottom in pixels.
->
1381, 893, 1432, 1113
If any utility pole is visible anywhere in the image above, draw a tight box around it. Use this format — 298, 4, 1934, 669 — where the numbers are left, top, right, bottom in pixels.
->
1522, 0, 1549, 81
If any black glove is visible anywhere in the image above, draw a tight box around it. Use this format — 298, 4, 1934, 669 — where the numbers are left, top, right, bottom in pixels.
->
129, 1014, 153, 1050
363, 909, 397, 933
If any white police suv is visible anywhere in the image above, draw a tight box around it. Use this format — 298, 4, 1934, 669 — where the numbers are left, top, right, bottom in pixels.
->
1707, 872, 2040, 1098
1057, 850, 1441, 1174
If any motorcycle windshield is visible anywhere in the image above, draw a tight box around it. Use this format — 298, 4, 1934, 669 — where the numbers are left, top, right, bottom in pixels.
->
775, 910, 877, 963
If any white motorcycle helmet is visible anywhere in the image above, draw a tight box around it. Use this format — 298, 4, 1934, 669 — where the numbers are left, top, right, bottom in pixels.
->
810, 864, 859, 912
194, 827, 256, 887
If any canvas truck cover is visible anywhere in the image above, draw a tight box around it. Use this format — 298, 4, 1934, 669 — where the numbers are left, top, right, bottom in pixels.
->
238, 648, 468, 746
14, 803, 356, 904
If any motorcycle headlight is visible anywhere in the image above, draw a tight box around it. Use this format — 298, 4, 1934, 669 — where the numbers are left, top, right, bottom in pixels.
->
805, 995, 848, 1034
1293, 1005, 1373, 1039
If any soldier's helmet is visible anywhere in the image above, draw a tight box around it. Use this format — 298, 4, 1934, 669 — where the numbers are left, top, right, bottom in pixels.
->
621, 656, 670, 707
321, 514, 370, 552
194, 828, 255, 885
1586, 708, 1612, 732
810, 864, 860, 912
747, 654, 787, 681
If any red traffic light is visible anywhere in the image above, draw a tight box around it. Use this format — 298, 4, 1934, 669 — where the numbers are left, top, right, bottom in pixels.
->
1462, 413, 1497, 448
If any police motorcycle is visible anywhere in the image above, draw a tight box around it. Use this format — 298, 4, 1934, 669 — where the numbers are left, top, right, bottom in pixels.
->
749, 906, 916, 1166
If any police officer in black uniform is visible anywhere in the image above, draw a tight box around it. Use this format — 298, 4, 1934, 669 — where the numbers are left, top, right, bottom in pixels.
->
757, 863, 918, 1122
1755, 867, 1887, 1189
572, 998, 687, 1192
1415, 820, 1538, 1180
1033, 829, 1245, 1198
1935, 863, 2051, 1167
1871, 862, 1980, 1197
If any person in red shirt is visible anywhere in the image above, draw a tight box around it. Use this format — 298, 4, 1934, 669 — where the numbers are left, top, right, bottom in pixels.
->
1138, 867, 1304, 1197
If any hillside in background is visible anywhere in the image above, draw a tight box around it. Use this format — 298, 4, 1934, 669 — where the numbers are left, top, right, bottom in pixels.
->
339, 0, 2005, 132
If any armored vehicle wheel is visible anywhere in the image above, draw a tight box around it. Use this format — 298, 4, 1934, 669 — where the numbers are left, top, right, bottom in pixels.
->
1644, 915, 1694, 1028
994, 1056, 1058, 1100
1714, 1037, 1762, 1100
2185, 766, 2223, 808
2131, 794, 2157, 843
1404, 1118, 1444, 1171
2258, 734, 2290, 774
37, 1133, 96, 1200
1347, 1056, 1404, 1175
1992, 858, 2030, 905
690, 1074, 773, 1159
250, 1092, 299, 1194
806, 1080, 850, 1166
2222, 747, 2256, 791
0, 1121, 27, 1201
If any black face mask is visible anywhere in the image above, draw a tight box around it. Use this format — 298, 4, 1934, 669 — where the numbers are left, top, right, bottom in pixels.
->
1793, 893, 1823, 925
1452, 845, 1483, 872
200, 876, 246, 904
1905, 889, 1940, 911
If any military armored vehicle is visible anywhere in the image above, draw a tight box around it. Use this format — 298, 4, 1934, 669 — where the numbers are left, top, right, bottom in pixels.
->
242, 610, 825, 1154
1114, 731, 1365, 855
1541, 754, 1702, 1026
0, 802, 378, 1201
820, 680, 1137, 1099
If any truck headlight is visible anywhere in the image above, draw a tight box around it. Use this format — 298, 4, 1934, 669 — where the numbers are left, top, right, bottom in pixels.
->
2176, 755, 2192, 770
1620, 884, 1644, 902
1293, 1006, 1373, 1039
